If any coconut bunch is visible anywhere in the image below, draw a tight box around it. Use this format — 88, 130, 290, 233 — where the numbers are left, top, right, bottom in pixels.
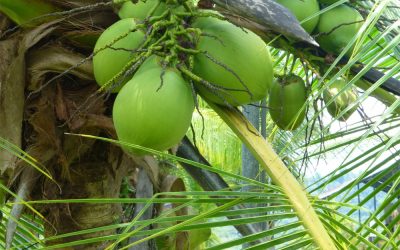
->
94, 0, 274, 154
275, 0, 364, 55
268, 0, 363, 130
102, 0, 364, 146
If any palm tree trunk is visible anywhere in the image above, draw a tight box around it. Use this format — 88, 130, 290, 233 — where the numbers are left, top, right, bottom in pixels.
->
0, 2, 130, 248
43, 154, 130, 249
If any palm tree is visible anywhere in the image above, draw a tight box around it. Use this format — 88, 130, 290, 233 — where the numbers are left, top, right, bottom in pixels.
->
0, 0, 399, 249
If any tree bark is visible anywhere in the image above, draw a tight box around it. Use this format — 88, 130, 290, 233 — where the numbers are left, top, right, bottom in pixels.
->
42, 146, 131, 249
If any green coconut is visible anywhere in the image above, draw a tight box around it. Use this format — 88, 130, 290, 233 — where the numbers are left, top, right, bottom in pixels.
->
93, 18, 145, 92
275, 0, 320, 33
192, 17, 273, 106
191, 10, 222, 28
113, 65, 194, 155
323, 79, 359, 121
316, 4, 364, 55
135, 55, 165, 76
117, 0, 166, 20
269, 75, 307, 130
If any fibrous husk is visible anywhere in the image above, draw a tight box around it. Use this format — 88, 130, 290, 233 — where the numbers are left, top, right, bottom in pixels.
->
27, 45, 94, 91
1, 21, 59, 248
0, 21, 58, 177
0, 13, 11, 30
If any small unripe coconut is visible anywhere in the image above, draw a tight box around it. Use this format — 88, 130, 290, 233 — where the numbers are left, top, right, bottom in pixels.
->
269, 75, 307, 130
316, 5, 364, 55
323, 79, 359, 121
275, 0, 320, 33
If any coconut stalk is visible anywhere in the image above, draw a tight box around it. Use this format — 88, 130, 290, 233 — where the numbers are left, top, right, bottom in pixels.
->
208, 102, 337, 250
355, 79, 400, 114
351, 65, 400, 97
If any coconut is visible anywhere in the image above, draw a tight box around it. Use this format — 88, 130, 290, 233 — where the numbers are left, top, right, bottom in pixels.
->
269, 75, 307, 130
93, 18, 145, 92
113, 66, 194, 155
192, 17, 273, 106
323, 79, 359, 121
117, 0, 166, 20
275, 0, 320, 33
316, 4, 364, 55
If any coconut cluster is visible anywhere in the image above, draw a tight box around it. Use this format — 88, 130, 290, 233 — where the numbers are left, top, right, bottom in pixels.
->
270, 0, 362, 129
93, 0, 274, 154
92, 0, 362, 155
276, 0, 364, 55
